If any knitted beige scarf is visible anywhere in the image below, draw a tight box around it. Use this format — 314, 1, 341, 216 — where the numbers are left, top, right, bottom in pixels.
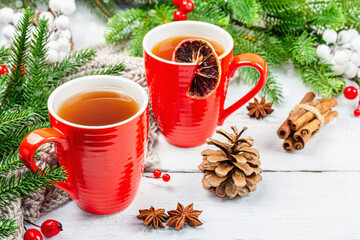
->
1, 43, 159, 240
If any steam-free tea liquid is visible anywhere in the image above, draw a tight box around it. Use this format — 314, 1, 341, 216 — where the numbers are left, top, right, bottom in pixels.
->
58, 90, 140, 126
152, 36, 224, 61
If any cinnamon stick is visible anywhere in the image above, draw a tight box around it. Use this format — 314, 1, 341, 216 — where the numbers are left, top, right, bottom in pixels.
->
293, 110, 338, 148
283, 134, 295, 152
277, 92, 315, 139
294, 109, 330, 139
290, 98, 337, 131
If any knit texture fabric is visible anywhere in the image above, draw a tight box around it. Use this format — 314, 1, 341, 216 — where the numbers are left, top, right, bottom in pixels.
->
1, 43, 159, 240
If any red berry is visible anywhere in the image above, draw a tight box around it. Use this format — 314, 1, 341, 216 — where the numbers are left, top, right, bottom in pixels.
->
162, 174, 170, 182
24, 229, 43, 240
41, 220, 63, 237
173, 9, 187, 21
180, 0, 194, 13
358, 99, 360, 106
172, 0, 182, 7
0, 65, 8, 75
344, 86, 358, 100
354, 109, 360, 117
153, 169, 161, 178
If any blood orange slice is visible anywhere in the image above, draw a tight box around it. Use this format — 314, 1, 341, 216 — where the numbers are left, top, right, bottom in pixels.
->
172, 39, 221, 99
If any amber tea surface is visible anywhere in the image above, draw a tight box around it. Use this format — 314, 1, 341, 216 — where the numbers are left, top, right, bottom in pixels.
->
58, 90, 140, 126
152, 36, 224, 61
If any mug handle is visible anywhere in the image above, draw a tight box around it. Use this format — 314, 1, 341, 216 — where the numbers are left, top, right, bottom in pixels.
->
19, 128, 77, 200
218, 53, 269, 125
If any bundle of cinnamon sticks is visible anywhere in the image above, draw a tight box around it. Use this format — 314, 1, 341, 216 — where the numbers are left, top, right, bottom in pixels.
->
277, 92, 338, 152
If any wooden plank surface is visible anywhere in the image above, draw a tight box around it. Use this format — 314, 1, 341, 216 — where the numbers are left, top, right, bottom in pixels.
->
22, 2, 360, 239
31, 172, 360, 240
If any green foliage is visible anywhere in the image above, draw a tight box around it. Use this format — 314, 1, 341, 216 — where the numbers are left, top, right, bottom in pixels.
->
228, 0, 262, 26
0, 166, 66, 206
287, 32, 317, 65
0, 151, 23, 176
298, 62, 345, 97
0, 218, 19, 238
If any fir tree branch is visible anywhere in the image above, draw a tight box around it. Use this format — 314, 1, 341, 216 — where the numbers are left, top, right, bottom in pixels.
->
48, 49, 96, 84
288, 31, 317, 65
228, 0, 262, 26
0, 121, 49, 153
105, 8, 147, 44
0, 46, 10, 63
309, 2, 345, 29
0, 150, 23, 176
0, 107, 41, 135
76, 63, 126, 77
0, 166, 66, 206
0, 218, 19, 239
23, 18, 50, 104
298, 61, 345, 97
5, 8, 33, 104
238, 67, 283, 104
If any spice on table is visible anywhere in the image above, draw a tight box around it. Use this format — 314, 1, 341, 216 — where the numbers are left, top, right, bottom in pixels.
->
199, 126, 262, 199
137, 206, 170, 229
247, 97, 274, 119
276, 92, 338, 152
166, 203, 203, 230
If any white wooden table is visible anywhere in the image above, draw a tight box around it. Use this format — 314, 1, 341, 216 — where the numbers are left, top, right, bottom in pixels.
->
26, 2, 360, 239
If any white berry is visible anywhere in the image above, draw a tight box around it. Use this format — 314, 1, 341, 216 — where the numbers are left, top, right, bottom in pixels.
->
350, 53, 360, 66
58, 29, 72, 40
338, 30, 352, 44
61, 0, 76, 15
57, 37, 71, 51
49, 0, 62, 12
12, 13, 24, 27
344, 62, 358, 78
55, 15, 70, 30
2, 25, 15, 40
48, 41, 59, 51
323, 29, 337, 44
0, 7, 14, 24
351, 36, 360, 52
39, 12, 54, 25
47, 49, 59, 64
331, 64, 344, 75
316, 44, 331, 59
58, 51, 67, 61
334, 50, 350, 65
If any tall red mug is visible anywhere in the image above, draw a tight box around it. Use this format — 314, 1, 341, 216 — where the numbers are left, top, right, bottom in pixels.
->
143, 21, 268, 147
19, 76, 149, 215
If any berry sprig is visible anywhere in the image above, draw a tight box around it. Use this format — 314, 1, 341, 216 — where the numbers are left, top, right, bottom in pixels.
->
172, 0, 194, 21
343, 86, 360, 117
24, 219, 63, 239
148, 169, 171, 182
0, 65, 8, 75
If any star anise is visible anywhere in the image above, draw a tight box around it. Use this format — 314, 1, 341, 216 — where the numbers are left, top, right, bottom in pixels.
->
137, 206, 170, 229
247, 96, 274, 119
166, 203, 203, 230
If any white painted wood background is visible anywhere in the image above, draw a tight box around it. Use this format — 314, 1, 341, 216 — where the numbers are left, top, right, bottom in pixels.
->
24, 1, 360, 239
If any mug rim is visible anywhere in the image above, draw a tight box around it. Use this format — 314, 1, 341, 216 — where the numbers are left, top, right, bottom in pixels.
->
47, 75, 148, 130
142, 20, 234, 65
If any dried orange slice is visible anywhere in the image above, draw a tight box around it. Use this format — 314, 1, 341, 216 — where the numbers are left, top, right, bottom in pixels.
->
172, 39, 221, 99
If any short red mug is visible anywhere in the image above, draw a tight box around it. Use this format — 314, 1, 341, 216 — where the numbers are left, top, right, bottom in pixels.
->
19, 75, 149, 215
143, 21, 268, 147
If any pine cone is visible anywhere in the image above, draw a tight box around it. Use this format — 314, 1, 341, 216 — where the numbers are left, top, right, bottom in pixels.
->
198, 126, 262, 199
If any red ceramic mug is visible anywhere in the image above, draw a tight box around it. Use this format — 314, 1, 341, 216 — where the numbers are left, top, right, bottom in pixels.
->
19, 75, 149, 215
143, 21, 268, 147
